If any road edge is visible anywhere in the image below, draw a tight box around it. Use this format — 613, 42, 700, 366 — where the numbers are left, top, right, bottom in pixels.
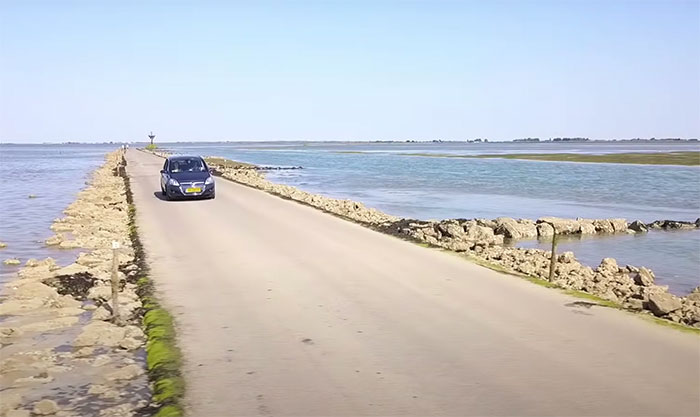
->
121, 153, 186, 417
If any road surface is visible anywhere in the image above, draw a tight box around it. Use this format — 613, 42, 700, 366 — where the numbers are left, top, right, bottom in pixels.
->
126, 149, 699, 417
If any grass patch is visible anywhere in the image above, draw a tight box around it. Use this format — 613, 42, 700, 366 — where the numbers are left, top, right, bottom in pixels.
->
643, 315, 700, 334
398, 151, 700, 166
332, 150, 700, 165
120, 154, 185, 416
145, 143, 158, 151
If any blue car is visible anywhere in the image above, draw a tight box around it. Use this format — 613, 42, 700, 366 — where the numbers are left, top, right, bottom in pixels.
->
160, 156, 215, 200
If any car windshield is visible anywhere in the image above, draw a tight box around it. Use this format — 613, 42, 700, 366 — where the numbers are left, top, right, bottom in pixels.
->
170, 158, 206, 173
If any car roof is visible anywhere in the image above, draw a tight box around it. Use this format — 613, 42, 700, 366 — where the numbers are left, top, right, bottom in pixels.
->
167, 155, 204, 161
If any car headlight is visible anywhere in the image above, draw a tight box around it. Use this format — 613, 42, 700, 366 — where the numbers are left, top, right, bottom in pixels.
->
168, 178, 180, 186
205, 176, 214, 185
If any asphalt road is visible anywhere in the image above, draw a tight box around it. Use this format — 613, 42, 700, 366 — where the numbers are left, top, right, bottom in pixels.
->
126, 149, 699, 417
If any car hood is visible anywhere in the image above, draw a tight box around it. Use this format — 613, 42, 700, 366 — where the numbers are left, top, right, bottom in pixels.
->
169, 171, 210, 182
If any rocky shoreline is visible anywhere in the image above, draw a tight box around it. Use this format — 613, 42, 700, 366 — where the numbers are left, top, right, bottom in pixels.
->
0, 151, 153, 417
199, 153, 700, 329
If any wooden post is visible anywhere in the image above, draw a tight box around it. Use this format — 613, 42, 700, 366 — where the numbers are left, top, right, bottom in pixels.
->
548, 230, 558, 282
111, 240, 121, 324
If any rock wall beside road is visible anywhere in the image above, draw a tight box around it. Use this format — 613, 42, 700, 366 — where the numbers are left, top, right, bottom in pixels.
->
0, 150, 150, 416
215, 163, 399, 225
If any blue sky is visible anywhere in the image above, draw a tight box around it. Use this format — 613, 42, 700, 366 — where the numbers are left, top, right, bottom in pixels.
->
1, 0, 698, 142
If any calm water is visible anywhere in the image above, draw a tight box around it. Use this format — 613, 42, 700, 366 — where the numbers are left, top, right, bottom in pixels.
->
165, 141, 700, 294
0, 144, 116, 284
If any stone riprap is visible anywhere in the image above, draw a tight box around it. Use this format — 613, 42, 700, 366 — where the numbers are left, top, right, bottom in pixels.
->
213, 161, 399, 225
158, 150, 700, 328
0, 150, 150, 416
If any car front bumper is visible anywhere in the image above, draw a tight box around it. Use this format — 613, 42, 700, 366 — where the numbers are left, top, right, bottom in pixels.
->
166, 183, 215, 198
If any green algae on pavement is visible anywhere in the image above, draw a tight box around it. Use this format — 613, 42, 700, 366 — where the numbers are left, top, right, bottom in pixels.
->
121, 154, 185, 416
154, 404, 184, 417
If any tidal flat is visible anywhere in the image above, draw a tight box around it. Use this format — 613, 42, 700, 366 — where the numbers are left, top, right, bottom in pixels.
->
400, 151, 700, 166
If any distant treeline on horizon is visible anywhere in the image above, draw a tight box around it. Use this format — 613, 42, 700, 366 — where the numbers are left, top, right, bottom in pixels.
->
512, 137, 698, 143
1, 137, 699, 145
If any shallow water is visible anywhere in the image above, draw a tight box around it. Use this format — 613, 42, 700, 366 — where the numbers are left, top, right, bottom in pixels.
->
0, 144, 115, 284
166, 141, 700, 294
512, 230, 700, 295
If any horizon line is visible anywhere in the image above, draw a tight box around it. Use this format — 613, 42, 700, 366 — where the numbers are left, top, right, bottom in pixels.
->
2, 137, 699, 145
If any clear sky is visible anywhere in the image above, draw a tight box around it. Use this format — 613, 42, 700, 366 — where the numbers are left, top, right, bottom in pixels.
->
1, 0, 698, 142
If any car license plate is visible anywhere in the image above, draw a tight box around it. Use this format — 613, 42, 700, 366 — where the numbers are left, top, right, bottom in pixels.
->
185, 187, 201, 193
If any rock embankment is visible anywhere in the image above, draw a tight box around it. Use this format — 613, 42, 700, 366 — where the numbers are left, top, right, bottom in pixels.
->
399, 216, 699, 241
163, 150, 700, 328
212, 161, 399, 225
0, 150, 150, 416
384, 217, 700, 327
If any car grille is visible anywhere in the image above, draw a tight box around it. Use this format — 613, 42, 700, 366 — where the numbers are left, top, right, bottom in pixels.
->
179, 181, 204, 188
179, 181, 205, 194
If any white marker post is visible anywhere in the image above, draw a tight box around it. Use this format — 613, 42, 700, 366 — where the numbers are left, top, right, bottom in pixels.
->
111, 240, 121, 324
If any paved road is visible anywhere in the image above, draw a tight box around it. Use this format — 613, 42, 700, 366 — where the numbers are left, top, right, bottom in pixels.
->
126, 149, 699, 417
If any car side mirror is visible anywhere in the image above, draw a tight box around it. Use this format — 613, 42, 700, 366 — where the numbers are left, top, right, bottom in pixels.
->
160, 169, 165, 174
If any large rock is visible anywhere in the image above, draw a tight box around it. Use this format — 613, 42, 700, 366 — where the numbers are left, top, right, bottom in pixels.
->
74, 321, 127, 347
463, 223, 499, 245
437, 221, 465, 239
596, 258, 619, 275
647, 293, 682, 317
53, 263, 90, 277
628, 220, 648, 233
441, 239, 473, 252
87, 285, 113, 301
475, 218, 496, 229
647, 220, 696, 230
44, 234, 63, 246
686, 287, 700, 303
494, 218, 523, 239
593, 219, 615, 233
536, 222, 554, 237
537, 217, 580, 235
32, 400, 59, 416
631, 267, 655, 286
515, 220, 538, 239
609, 218, 628, 232
558, 251, 576, 263
577, 219, 596, 234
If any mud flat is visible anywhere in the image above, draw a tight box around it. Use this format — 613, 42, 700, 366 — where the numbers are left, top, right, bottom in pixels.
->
0, 150, 155, 416
342, 150, 700, 166
196, 152, 700, 330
